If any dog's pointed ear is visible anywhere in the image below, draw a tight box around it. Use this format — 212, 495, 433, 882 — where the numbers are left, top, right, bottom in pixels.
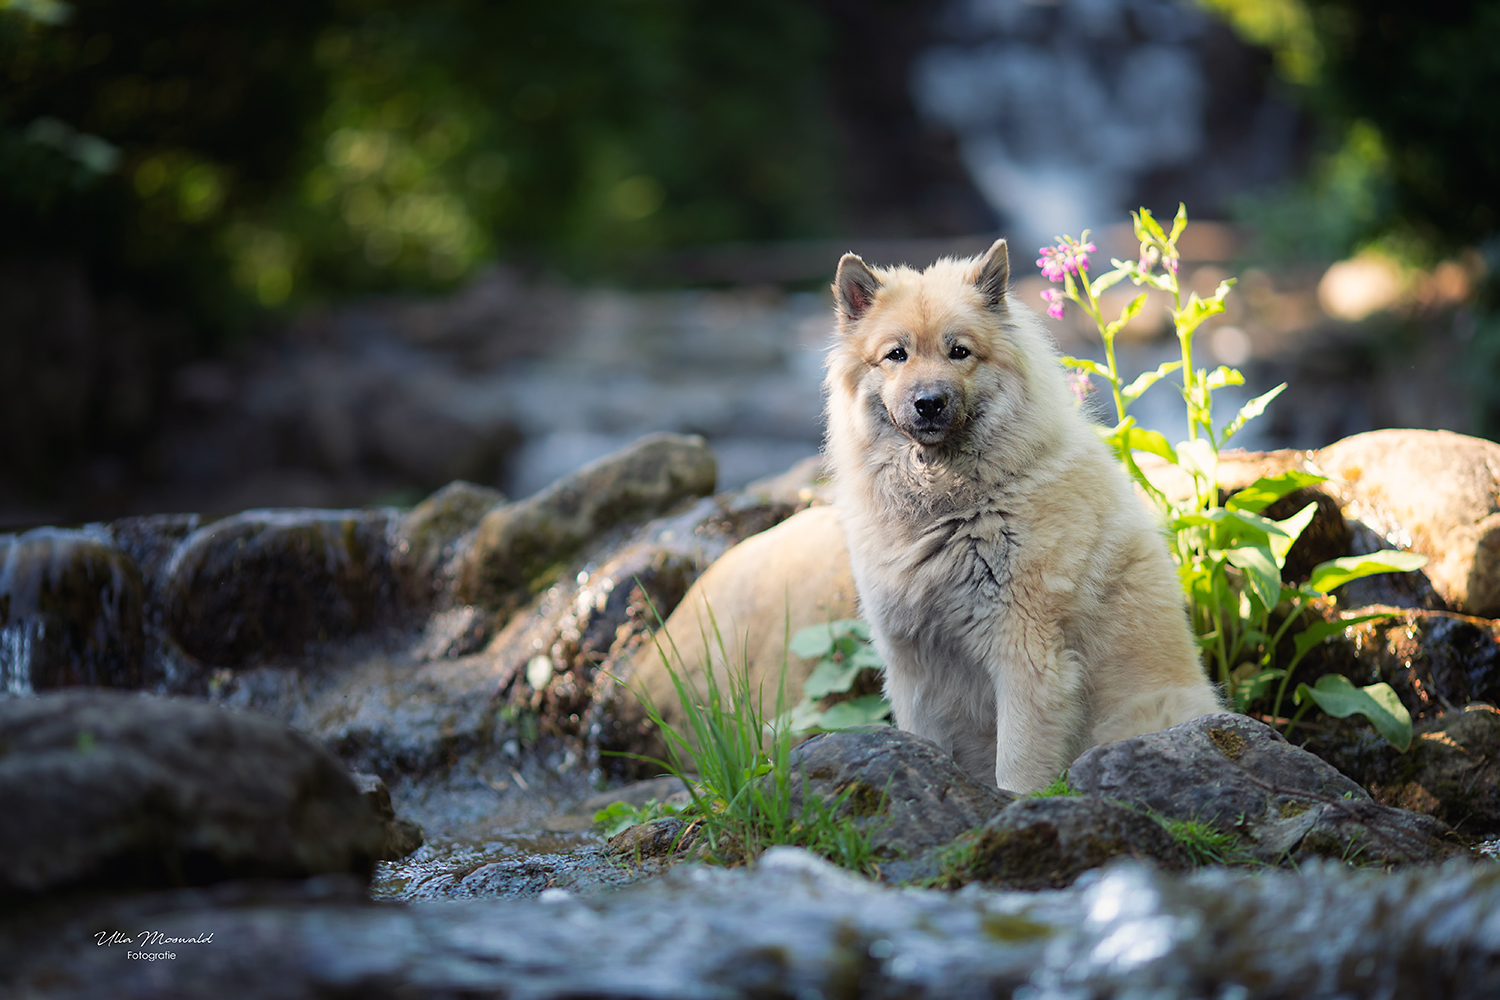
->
973, 239, 1009, 309
834, 253, 882, 324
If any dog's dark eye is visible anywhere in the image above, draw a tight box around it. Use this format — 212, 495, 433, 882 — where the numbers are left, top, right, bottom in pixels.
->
948, 344, 971, 360
884, 347, 907, 363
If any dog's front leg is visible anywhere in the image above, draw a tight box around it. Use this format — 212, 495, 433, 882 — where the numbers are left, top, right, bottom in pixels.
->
990, 633, 1086, 794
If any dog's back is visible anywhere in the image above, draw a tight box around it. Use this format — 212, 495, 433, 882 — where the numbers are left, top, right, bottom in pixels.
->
823, 240, 1221, 791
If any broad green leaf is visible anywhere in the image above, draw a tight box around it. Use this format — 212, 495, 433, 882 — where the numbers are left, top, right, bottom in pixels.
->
1121, 359, 1184, 404
1268, 501, 1318, 564
1307, 551, 1429, 595
1172, 291, 1228, 339
1291, 612, 1396, 660
810, 695, 892, 730
1090, 268, 1129, 298
1220, 383, 1286, 443
1205, 366, 1245, 391
801, 657, 861, 699
1123, 426, 1177, 463
1294, 674, 1412, 752
1105, 292, 1149, 338
1225, 544, 1281, 611
788, 619, 868, 659
1226, 471, 1329, 513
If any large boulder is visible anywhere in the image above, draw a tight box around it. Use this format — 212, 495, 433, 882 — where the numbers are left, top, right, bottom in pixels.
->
784, 728, 1014, 882
0, 529, 145, 692
624, 503, 857, 731
391, 479, 505, 609
0, 690, 386, 898
1068, 713, 1459, 865
1313, 429, 1500, 616
931, 795, 1191, 890
455, 432, 716, 610
162, 509, 400, 667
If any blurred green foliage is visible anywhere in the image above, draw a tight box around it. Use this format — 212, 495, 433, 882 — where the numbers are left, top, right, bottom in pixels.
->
0, 0, 835, 327
1206, 0, 1500, 263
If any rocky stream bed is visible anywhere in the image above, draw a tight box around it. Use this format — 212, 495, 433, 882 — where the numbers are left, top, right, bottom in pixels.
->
6, 427, 1500, 997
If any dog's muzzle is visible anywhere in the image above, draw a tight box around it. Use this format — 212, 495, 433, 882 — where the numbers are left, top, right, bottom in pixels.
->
901, 389, 956, 443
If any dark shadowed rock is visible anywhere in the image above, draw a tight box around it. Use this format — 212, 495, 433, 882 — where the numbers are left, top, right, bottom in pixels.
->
162, 509, 400, 667
784, 727, 1014, 879
455, 433, 716, 610
1069, 713, 1458, 865
0, 529, 145, 693
0, 690, 386, 897
1306, 703, 1500, 837
929, 796, 1191, 889
350, 772, 425, 861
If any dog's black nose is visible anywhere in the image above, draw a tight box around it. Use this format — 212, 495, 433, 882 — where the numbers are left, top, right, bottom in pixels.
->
914, 393, 947, 419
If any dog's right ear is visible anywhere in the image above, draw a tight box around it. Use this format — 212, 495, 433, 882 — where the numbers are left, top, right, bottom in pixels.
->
834, 253, 882, 324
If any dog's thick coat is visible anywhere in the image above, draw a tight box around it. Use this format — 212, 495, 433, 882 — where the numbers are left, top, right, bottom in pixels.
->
824, 240, 1222, 793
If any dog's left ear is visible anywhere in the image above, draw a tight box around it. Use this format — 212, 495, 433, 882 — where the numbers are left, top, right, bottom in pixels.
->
972, 239, 1009, 310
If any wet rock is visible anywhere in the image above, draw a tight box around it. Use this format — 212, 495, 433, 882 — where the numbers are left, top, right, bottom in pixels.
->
391, 479, 504, 610
608, 816, 701, 860
11, 851, 1500, 999
162, 508, 400, 668
0, 529, 145, 693
931, 796, 1191, 889
1069, 713, 1458, 865
0, 690, 386, 898
1306, 606, 1500, 723
1307, 704, 1500, 837
783, 727, 1014, 880
455, 432, 716, 610
623, 503, 857, 736
1315, 429, 1500, 617
351, 772, 425, 861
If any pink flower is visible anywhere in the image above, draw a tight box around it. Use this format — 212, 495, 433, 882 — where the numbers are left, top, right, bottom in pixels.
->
1037, 245, 1069, 282
1037, 237, 1097, 282
1067, 370, 1095, 403
1040, 287, 1066, 319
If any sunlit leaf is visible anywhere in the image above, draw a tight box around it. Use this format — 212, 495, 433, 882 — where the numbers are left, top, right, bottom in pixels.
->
1225, 544, 1281, 610
1226, 471, 1328, 513
1291, 612, 1396, 659
1090, 268, 1129, 298
1124, 426, 1177, 463
1105, 292, 1149, 337
1205, 365, 1245, 391
1295, 674, 1412, 751
1268, 501, 1317, 564
1221, 383, 1286, 443
1307, 551, 1429, 594
1121, 358, 1183, 404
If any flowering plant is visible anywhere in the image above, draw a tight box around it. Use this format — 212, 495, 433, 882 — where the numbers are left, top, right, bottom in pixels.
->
1041, 205, 1424, 749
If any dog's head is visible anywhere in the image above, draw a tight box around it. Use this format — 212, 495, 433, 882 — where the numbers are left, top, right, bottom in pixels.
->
828, 239, 1021, 449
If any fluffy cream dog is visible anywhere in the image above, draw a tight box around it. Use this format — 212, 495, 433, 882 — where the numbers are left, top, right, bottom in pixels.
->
824, 239, 1222, 792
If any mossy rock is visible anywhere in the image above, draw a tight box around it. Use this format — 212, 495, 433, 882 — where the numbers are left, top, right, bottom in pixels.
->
0, 529, 145, 692
392, 480, 505, 608
162, 509, 399, 668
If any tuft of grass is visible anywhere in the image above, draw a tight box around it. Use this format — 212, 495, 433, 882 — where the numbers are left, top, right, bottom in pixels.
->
612, 602, 879, 874
1028, 772, 1076, 798
1155, 815, 1261, 867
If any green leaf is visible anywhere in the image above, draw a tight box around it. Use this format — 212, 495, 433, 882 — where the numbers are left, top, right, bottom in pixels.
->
810, 695, 891, 730
1135, 207, 1167, 244
1220, 383, 1286, 443
1060, 356, 1112, 380
1123, 426, 1177, 463
1172, 292, 1228, 339
1204, 366, 1245, 391
1105, 292, 1149, 338
1168, 202, 1188, 243
1225, 544, 1281, 611
1230, 665, 1286, 711
1226, 471, 1329, 513
1307, 551, 1430, 595
801, 657, 862, 700
1268, 501, 1318, 564
788, 619, 868, 659
1089, 268, 1129, 298
1294, 674, 1412, 752
1121, 358, 1183, 404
